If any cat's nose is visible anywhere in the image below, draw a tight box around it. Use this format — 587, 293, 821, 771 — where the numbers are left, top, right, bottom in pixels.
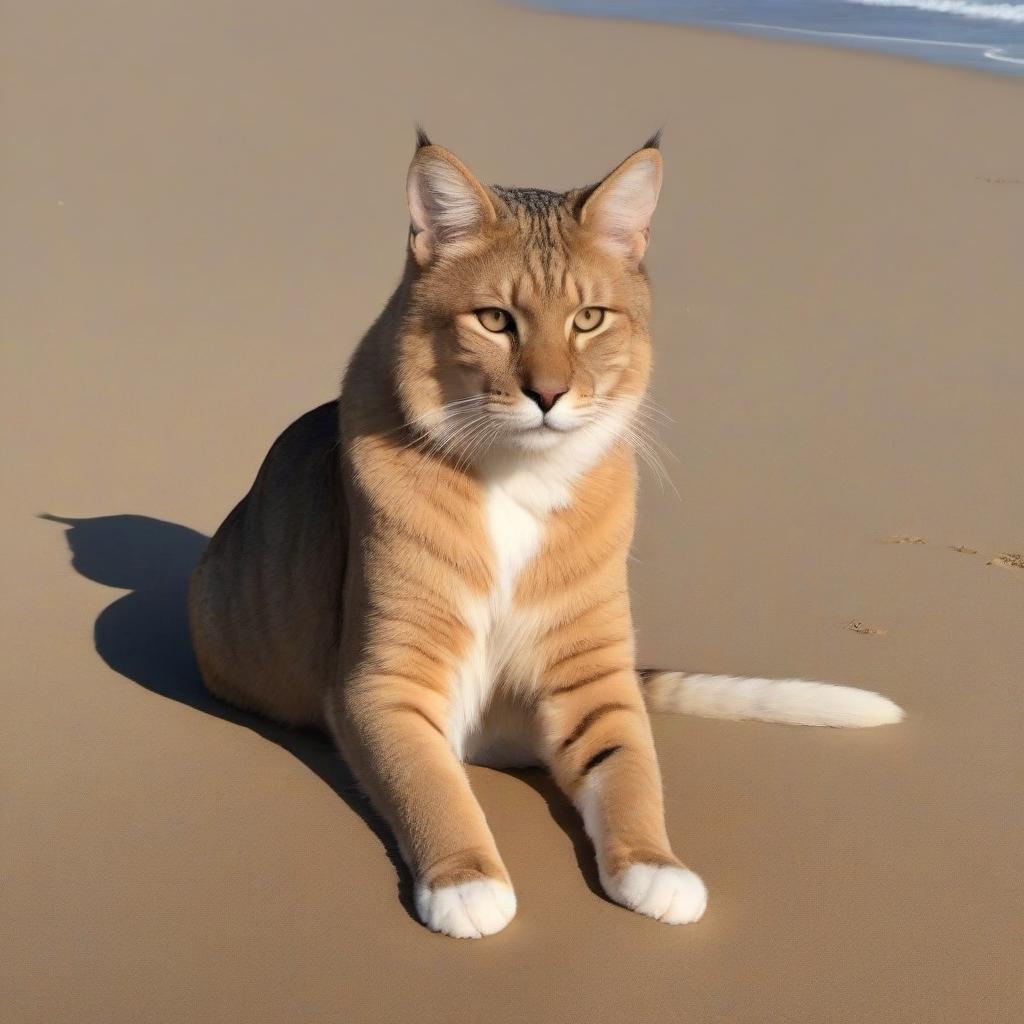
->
522, 386, 567, 414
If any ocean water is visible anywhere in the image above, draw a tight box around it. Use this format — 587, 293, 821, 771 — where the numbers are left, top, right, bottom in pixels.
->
523, 0, 1024, 75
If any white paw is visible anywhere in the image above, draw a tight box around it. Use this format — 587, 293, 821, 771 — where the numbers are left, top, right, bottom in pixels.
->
603, 864, 708, 924
414, 878, 517, 939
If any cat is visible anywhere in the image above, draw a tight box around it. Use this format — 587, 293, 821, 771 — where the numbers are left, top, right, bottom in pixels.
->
188, 131, 903, 939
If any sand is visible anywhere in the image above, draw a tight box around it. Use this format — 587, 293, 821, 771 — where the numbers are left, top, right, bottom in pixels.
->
3, 1, 1022, 1021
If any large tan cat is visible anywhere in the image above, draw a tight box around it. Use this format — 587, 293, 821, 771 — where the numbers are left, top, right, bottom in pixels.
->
189, 132, 902, 939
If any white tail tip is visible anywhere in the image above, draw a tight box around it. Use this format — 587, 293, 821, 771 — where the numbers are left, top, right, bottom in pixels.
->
641, 672, 904, 728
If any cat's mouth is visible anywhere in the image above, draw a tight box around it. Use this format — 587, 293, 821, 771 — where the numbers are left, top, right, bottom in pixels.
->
493, 401, 591, 446
521, 418, 577, 435
504, 418, 586, 453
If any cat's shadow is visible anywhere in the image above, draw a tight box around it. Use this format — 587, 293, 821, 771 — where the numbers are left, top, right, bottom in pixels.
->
42, 512, 604, 917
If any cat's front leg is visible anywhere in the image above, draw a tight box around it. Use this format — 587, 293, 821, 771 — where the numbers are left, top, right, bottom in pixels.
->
326, 671, 515, 939
540, 667, 708, 925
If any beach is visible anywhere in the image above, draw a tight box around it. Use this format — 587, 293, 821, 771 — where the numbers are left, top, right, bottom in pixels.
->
2, 1, 1022, 1021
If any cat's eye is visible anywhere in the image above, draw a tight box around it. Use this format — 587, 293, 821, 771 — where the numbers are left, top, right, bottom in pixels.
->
476, 308, 513, 333
573, 307, 605, 332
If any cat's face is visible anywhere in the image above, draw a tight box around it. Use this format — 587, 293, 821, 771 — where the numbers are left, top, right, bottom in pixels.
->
398, 137, 662, 460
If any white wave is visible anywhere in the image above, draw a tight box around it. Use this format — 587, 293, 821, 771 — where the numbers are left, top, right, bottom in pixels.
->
848, 0, 1024, 24
732, 19, 1024, 65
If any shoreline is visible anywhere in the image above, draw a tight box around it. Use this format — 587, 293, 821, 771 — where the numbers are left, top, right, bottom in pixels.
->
519, 0, 1024, 76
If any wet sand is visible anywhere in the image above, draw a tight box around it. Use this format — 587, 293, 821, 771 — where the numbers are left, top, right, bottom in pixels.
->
3, 1, 1022, 1021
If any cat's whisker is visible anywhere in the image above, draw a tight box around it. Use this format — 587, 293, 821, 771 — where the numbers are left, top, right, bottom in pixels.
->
610, 416, 679, 497
589, 397, 680, 468
385, 395, 488, 446
402, 402, 482, 453
424, 411, 493, 469
448, 416, 493, 474
635, 398, 675, 424
629, 418, 680, 466
457, 419, 503, 474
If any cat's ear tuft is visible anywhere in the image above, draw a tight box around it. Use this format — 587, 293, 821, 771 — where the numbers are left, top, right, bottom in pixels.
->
579, 144, 663, 266
642, 128, 663, 151
406, 144, 496, 266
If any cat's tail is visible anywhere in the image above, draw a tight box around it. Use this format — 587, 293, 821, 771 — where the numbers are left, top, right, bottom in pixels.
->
639, 671, 904, 728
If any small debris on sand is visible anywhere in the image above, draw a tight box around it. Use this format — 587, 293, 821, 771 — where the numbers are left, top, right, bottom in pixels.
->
883, 535, 926, 545
987, 553, 1024, 572
950, 545, 979, 555
846, 620, 888, 636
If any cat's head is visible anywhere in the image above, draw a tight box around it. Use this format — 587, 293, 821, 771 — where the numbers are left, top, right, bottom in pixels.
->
396, 132, 662, 464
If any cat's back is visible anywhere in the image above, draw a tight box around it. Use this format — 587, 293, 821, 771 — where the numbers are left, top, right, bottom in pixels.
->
188, 400, 347, 727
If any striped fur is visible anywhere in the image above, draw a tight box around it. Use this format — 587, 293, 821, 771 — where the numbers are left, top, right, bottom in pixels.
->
189, 136, 902, 940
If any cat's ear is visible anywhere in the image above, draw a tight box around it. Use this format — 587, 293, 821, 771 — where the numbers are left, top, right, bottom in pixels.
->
579, 137, 663, 266
407, 137, 497, 266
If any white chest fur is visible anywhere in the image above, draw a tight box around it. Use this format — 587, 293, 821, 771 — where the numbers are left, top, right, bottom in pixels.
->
448, 417, 632, 760
447, 474, 547, 758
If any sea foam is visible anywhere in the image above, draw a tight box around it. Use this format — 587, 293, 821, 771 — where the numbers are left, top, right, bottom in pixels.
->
848, 0, 1024, 24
